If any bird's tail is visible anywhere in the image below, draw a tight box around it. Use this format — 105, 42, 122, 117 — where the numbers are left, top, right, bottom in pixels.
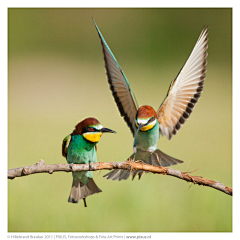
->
132, 148, 184, 180
147, 148, 184, 167
103, 149, 183, 181
103, 153, 135, 181
68, 178, 102, 207
103, 169, 132, 181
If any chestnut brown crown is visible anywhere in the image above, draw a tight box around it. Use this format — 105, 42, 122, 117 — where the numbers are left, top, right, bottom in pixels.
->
75, 117, 100, 135
136, 105, 157, 119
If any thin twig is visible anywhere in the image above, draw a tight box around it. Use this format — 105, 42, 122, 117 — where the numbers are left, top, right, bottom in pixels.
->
7, 159, 232, 196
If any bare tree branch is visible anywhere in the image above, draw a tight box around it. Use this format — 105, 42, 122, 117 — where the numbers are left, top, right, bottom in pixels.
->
8, 159, 232, 196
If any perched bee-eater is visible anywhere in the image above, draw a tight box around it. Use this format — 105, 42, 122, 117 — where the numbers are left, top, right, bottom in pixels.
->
62, 117, 116, 207
93, 20, 208, 180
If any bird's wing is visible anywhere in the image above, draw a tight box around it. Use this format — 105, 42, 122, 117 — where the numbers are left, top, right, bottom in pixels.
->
62, 134, 72, 158
157, 26, 209, 140
93, 19, 139, 136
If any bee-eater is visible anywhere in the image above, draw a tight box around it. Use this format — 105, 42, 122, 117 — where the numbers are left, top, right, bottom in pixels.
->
62, 117, 116, 207
93, 20, 208, 181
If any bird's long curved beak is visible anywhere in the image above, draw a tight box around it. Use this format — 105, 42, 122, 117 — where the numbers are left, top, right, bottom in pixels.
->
136, 124, 144, 133
101, 128, 116, 134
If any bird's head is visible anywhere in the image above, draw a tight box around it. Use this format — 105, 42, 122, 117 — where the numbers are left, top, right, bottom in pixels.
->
75, 117, 116, 143
135, 106, 157, 132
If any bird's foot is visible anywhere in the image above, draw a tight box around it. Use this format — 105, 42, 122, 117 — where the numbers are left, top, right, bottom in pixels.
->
126, 156, 136, 163
70, 163, 76, 171
89, 161, 93, 171
126, 157, 136, 172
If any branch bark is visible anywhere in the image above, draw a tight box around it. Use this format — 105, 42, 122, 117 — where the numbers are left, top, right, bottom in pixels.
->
8, 159, 232, 196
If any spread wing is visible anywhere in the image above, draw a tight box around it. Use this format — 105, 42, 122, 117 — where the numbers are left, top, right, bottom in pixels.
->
93, 19, 139, 136
62, 134, 72, 158
157, 26, 209, 140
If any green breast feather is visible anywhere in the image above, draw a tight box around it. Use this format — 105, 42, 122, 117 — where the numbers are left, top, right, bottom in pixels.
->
64, 134, 98, 184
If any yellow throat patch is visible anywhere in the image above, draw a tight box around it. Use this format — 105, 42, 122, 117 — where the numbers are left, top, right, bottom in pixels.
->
135, 119, 156, 132
83, 132, 103, 143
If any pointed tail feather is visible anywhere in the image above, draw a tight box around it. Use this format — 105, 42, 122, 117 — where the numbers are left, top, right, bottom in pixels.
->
132, 170, 144, 180
83, 198, 87, 207
148, 149, 184, 167
103, 169, 131, 181
104, 149, 183, 181
133, 149, 183, 179
103, 154, 134, 181
68, 178, 102, 206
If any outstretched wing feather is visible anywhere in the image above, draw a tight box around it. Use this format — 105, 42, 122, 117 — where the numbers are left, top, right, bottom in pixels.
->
93, 19, 138, 136
157, 26, 209, 140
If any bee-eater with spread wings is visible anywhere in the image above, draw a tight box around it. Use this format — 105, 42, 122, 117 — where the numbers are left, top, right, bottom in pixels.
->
93, 20, 208, 181
62, 117, 116, 206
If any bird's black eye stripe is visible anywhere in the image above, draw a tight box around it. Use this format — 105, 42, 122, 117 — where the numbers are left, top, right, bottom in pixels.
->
146, 116, 155, 125
82, 127, 99, 133
82, 127, 88, 134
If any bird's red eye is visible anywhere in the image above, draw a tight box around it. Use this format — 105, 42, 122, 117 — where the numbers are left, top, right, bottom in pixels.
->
90, 128, 94, 131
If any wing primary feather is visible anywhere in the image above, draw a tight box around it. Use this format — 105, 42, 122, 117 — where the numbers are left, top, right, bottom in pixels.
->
157, 26, 209, 140
93, 19, 138, 136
